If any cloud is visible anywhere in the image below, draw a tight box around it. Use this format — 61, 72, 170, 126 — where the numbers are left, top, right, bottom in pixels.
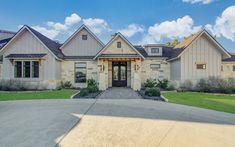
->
141, 15, 202, 44
182, 0, 214, 4
205, 5, 235, 41
118, 24, 144, 37
32, 26, 60, 39
65, 13, 81, 26
83, 18, 111, 35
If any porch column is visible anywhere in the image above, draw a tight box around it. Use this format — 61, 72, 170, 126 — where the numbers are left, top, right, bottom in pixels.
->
131, 59, 141, 91
98, 59, 109, 90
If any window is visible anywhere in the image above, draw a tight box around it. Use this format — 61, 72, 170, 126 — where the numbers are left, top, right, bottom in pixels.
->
14, 61, 22, 78
82, 35, 87, 40
117, 42, 121, 48
151, 48, 159, 54
221, 65, 223, 71
23, 61, 31, 78
32, 61, 39, 78
150, 64, 161, 70
196, 64, 206, 69
75, 63, 86, 83
14, 61, 39, 78
233, 65, 235, 71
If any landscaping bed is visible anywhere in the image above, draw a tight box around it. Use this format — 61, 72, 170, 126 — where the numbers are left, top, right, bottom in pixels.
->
73, 91, 102, 99
138, 90, 165, 101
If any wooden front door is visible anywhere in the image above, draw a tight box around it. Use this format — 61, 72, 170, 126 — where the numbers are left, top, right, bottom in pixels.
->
112, 61, 127, 87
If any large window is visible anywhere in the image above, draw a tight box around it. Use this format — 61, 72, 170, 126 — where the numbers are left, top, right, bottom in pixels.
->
151, 48, 160, 54
14, 61, 39, 78
150, 64, 161, 70
75, 63, 87, 83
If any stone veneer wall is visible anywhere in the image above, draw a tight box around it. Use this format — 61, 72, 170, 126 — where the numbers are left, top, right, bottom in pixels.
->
140, 59, 170, 86
61, 60, 99, 88
221, 62, 235, 78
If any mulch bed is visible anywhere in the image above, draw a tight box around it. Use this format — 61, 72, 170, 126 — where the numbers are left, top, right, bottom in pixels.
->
73, 91, 102, 99
138, 90, 166, 101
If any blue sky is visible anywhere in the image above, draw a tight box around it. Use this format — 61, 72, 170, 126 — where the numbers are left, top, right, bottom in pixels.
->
0, 0, 235, 51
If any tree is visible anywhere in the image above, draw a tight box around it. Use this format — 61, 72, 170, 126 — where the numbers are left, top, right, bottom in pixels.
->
166, 39, 180, 47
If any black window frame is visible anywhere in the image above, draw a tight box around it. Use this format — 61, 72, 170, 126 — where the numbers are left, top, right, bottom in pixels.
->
151, 48, 160, 54
117, 42, 121, 48
82, 35, 88, 40
196, 64, 206, 70
14, 61, 22, 78
74, 63, 87, 83
32, 61, 39, 78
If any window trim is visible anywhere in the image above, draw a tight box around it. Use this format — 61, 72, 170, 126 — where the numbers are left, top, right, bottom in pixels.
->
151, 48, 160, 54
196, 64, 206, 70
14, 60, 40, 79
117, 42, 121, 48
150, 64, 161, 70
82, 34, 88, 40
233, 65, 235, 72
74, 62, 87, 83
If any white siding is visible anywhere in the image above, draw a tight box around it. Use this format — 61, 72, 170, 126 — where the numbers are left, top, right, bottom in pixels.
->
170, 59, 181, 81
1, 29, 60, 88
180, 34, 222, 82
61, 29, 103, 56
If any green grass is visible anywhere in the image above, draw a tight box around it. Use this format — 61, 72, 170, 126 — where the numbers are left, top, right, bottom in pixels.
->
0, 89, 78, 101
162, 92, 235, 114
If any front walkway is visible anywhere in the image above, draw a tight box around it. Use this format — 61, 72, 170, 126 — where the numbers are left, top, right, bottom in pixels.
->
98, 87, 142, 99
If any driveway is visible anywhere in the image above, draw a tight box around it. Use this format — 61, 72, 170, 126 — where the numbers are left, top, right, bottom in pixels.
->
0, 99, 235, 147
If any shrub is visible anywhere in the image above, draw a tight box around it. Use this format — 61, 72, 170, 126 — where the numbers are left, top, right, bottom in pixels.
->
79, 88, 89, 97
87, 79, 97, 87
144, 79, 157, 88
180, 80, 193, 91
145, 87, 160, 97
61, 81, 72, 89
87, 85, 98, 93
157, 79, 169, 89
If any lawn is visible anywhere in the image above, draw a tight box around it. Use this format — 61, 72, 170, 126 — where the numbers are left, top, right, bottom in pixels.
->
0, 89, 78, 101
162, 92, 235, 114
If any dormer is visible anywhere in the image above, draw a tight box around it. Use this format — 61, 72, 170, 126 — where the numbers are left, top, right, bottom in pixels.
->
143, 44, 163, 56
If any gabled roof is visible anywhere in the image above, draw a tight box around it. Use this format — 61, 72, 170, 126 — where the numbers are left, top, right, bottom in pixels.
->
0, 25, 64, 59
168, 29, 231, 61
94, 32, 145, 59
60, 24, 104, 49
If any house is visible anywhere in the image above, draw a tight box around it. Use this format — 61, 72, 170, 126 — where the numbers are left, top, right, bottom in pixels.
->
0, 24, 233, 90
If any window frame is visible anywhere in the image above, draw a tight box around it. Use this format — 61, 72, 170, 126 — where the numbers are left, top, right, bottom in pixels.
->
117, 42, 121, 48
74, 62, 87, 83
151, 48, 160, 54
196, 64, 206, 70
14, 60, 40, 79
233, 65, 235, 72
150, 64, 161, 71
82, 35, 88, 40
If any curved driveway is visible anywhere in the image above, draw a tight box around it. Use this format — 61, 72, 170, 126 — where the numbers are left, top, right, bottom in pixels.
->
0, 99, 235, 147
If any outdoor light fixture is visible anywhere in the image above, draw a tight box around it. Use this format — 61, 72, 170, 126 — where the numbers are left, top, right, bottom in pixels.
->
98, 65, 105, 72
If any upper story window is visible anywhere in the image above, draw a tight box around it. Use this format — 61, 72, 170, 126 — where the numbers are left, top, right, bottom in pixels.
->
151, 48, 160, 54
82, 35, 88, 40
196, 64, 206, 69
75, 63, 87, 83
150, 64, 161, 70
117, 42, 121, 48
14, 61, 39, 78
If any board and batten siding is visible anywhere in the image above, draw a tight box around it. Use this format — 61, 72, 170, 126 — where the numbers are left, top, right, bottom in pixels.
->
1, 29, 61, 88
180, 34, 222, 82
170, 59, 181, 81
61, 29, 103, 56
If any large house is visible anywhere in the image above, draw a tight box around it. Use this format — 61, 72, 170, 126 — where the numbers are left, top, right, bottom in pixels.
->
0, 25, 235, 90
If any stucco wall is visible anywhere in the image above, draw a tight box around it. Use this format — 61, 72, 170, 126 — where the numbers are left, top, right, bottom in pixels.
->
141, 58, 170, 85
61, 60, 98, 88
61, 29, 103, 56
180, 34, 222, 82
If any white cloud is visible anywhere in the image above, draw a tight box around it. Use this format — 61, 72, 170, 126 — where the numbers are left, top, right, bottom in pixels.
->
65, 13, 81, 26
182, 0, 214, 4
141, 15, 201, 44
83, 18, 111, 35
118, 24, 144, 37
47, 21, 68, 31
206, 5, 235, 41
32, 26, 59, 39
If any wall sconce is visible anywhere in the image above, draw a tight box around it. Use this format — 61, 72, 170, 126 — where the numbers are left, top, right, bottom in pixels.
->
98, 65, 105, 72
134, 64, 140, 71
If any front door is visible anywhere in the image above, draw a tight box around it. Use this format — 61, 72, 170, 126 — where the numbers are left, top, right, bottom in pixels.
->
112, 61, 127, 87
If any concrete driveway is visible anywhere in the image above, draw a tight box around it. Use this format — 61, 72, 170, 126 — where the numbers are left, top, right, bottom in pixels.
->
0, 99, 235, 147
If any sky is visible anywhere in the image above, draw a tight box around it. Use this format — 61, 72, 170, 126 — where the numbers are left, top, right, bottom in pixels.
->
0, 0, 235, 51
